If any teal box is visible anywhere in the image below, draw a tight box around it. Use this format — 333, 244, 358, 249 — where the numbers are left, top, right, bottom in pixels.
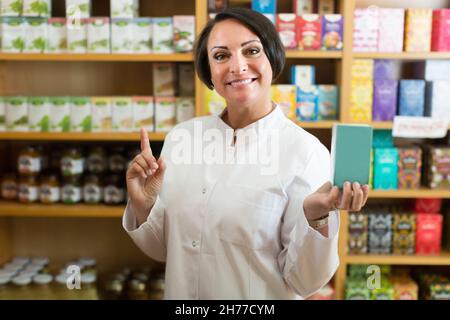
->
372, 130, 393, 148
296, 84, 318, 121
318, 85, 338, 120
374, 148, 398, 189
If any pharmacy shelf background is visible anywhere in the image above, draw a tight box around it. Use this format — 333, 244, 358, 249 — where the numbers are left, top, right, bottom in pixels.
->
1, 0, 450, 300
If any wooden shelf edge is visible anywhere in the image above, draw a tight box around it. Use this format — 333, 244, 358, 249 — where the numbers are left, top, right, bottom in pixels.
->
0, 53, 193, 62
286, 50, 342, 59
369, 188, 450, 199
353, 52, 450, 60
0, 132, 167, 141
345, 251, 450, 266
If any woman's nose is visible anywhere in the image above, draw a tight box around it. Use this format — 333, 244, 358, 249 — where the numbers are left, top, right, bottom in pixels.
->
229, 54, 248, 74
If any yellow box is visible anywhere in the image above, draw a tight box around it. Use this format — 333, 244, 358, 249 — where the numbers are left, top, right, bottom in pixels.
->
404, 9, 432, 52
350, 79, 373, 122
351, 59, 374, 80
271, 85, 296, 119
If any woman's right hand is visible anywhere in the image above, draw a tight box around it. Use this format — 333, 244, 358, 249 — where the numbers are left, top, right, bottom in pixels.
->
126, 128, 166, 225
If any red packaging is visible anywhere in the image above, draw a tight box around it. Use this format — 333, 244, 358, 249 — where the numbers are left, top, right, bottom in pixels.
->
431, 9, 450, 52
413, 198, 442, 213
297, 14, 322, 50
277, 14, 298, 49
416, 213, 443, 255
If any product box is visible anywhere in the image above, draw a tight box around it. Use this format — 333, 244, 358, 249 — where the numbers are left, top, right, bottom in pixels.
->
370, 280, 394, 300
176, 97, 195, 124
65, 0, 91, 18
390, 276, 419, 300
297, 14, 321, 51
373, 148, 398, 190
205, 88, 226, 115
414, 198, 442, 214
24, 17, 47, 53
111, 18, 133, 53
251, 0, 276, 14
0, 97, 5, 131
398, 80, 425, 117
49, 96, 70, 132
132, 18, 152, 53
1, 0, 23, 16
415, 60, 450, 81
425, 81, 450, 121
153, 63, 176, 97
1, 17, 25, 53
321, 14, 343, 51
155, 97, 176, 132
23, 0, 51, 17
110, 0, 139, 18
404, 9, 432, 52
423, 145, 450, 189
296, 84, 318, 121
397, 147, 422, 189
47, 18, 67, 53
431, 9, 450, 52
374, 59, 400, 80
318, 0, 334, 14
173, 15, 195, 53
67, 18, 87, 53
178, 63, 195, 96
317, 85, 338, 120
346, 279, 370, 300
377, 8, 404, 52
28, 96, 49, 132
87, 17, 110, 53
291, 65, 315, 86
262, 13, 275, 24
348, 212, 368, 254
152, 17, 174, 53
132, 96, 154, 132
112, 97, 133, 132
392, 213, 416, 255
70, 97, 91, 132
271, 84, 296, 119
351, 59, 374, 80
91, 97, 112, 132
372, 79, 398, 121
350, 79, 373, 122
416, 213, 443, 255
294, 0, 313, 15
372, 130, 393, 148
5, 96, 28, 131
353, 8, 379, 52
276, 14, 297, 49
368, 213, 392, 254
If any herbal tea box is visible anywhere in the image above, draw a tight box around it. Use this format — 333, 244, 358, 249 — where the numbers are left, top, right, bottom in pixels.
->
294, 0, 313, 15
350, 79, 373, 122
173, 15, 195, 53
373, 59, 400, 80
155, 97, 176, 132
65, 0, 91, 18
372, 79, 398, 121
49, 96, 70, 132
153, 63, 176, 97
353, 8, 379, 52
425, 81, 450, 121
48, 18, 67, 53
373, 148, 398, 190
416, 213, 443, 255
378, 8, 404, 52
132, 18, 152, 53
132, 96, 154, 132
2, 18, 25, 53
351, 59, 374, 80
397, 147, 422, 190
67, 18, 87, 53
291, 65, 315, 86
178, 63, 195, 96
205, 89, 226, 115
91, 97, 112, 132
0, 97, 5, 131
111, 18, 133, 53
152, 17, 174, 53
296, 84, 318, 121
348, 212, 368, 254
1, 0, 23, 16
251, 0, 276, 14
276, 14, 297, 49
70, 97, 92, 132
404, 9, 432, 52
24, 18, 48, 53
87, 17, 110, 53
176, 97, 195, 124
297, 14, 321, 51
431, 9, 450, 52
271, 85, 296, 119
423, 145, 450, 189
110, 0, 139, 18
368, 213, 392, 254
5, 96, 28, 131
317, 85, 338, 120
112, 97, 133, 132
321, 14, 343, 51
398, 80, 425, 117
23, 0, 51, 17
392, 212, 416, 255
28, 96, 49, 132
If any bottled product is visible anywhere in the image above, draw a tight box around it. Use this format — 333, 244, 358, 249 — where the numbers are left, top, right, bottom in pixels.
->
18, 146, 42, 176
104, 174, 125, 204
109, 147, 127, 173
18, 175, 39, 203
39, 173, 61, 204
1, 173, 18, 200
61, 148, 85, 177
83, 174, 103, 204
86, 147, 107, 173
62, 176, 83, 204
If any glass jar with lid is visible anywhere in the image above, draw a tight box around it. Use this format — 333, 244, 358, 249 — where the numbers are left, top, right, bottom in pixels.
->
148, 272, 165, 300
109, 147, 127, 173
1, 173, 18, 200
86, 147, 107, 174
61, 148, 85, 177
104, 174, 125, 205
126, 279, 148, 300
83, 175, 103, 204
39, 173, 61, 204
61, 176, 83, 204
18, 146, 42, 176
18, 176, 39, 203
104, 277, 124, 300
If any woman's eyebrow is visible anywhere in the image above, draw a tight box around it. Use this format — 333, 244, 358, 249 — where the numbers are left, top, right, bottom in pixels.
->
210, 40, 261, 52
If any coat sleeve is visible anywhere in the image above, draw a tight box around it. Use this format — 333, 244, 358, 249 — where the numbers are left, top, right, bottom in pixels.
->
278, 142, 340, 298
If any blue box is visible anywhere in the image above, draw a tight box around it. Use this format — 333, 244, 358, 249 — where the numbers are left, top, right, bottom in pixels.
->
372, 130, 393, 148
398, 80, 425, 117
317, 85, 338, 120
251, 0, 276, 14
296, 84, 318, 121
373, 148, 398, 190
291, 65, 315, 86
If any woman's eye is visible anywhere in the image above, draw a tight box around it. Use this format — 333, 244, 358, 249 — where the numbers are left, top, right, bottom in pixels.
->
214, 53, 226, 61
247, 48, 260, 55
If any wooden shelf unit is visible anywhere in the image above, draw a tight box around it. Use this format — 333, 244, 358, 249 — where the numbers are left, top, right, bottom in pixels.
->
0, 132, 166, 141
0, 53, 193, 62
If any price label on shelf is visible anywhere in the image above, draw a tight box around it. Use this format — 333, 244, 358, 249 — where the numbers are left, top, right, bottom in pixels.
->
392, 116, 448, 138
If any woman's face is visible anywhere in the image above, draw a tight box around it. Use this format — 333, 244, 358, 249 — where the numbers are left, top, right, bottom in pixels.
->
207, 19, 273, 107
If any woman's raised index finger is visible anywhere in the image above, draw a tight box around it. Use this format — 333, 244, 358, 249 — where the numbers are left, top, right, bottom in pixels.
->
140, 128, 152, 154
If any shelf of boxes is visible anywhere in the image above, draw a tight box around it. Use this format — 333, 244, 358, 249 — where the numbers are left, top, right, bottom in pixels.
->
353, 52, 450, 60
345, 251, 450, 266
369, 189, 450, 199
0, 132, 166, 141
0, 53, 194, 62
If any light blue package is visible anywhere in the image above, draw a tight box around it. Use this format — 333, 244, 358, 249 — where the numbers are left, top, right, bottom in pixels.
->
296, 85, 318, 121
251, 0, 277, 14
398, 80, 425, 117
373, 148, 398, 190
317, 85, 338, 120
372, 130, 393, 148
291, 65, 315, 86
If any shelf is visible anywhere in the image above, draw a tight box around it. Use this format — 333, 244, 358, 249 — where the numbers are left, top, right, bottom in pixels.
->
0, 132, 167, 141
346, 251, 450, 266
369, 188, 450, 199
0, 201, 124, 218
296, 120, 337, 129
286, 51, 342, 59
349, 122, 450, 130
0, 53, 193, 62
353, 52, 450, 60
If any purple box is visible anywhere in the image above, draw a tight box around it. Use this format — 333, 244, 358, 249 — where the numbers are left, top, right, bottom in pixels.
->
373, 79, 398, 121
321, 14, 343, 51
374, 60, 401, 80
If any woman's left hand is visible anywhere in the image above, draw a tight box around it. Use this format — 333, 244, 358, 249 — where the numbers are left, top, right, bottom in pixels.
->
303, 181, 370, 221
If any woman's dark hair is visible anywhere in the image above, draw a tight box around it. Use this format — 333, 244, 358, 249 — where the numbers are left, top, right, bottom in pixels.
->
194, 7, 285, 90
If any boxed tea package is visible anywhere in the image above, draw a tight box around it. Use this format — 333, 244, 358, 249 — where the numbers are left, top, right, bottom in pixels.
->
420, 274, 450, 300
153, 63, 176, 97
110, 0, 139, 19
321, 14, 343, 51
132, 18, 152, 53
155, 97, 176, 132
47, 18, 67, 53
296, 84, 318, 121
65, 0, 91, 18
398, 80, 425, 117
392, 212, 416, 255
397, 147, 422, 189
0, 97, 5, 131
271, 85, 296, 119
390, 276, 418, 300
112, 97, 133, 132
348, 212, 368, 254
294, 0, 313, 15
346, 279, 370, 300
152, 17, 174, 53
351, 59, 374, 80
317, 85, 338, 120
377, 8, 404, 52
416, 213, 443, 255
49, 96, 70, 132
425, 81, 450, 121
372, 79, 398, 121
111, 18, 133, 53
87, 17, 110, 53
24, 17, 48, 53
67, 18, 87, 53
350, 79, 373, 122
176, 97, 195, 124
318, 0, 335, 14
373, 59, 400, 80
91, 97, 112, 132
423, 145, 450, 189
415, 60, 450, 81
414, 198, 442, 214
70, 97, 91, 132
5, 96, 28, 131
276, 14, 297, 49
372, 130, 393, 148
370, 279, 394, 300
291, 65, 315, 86
297, 14, 321, 51
368, 212, 392, 254
251, 0, 276, 14
431, 9, 450, 52
1, 17, 25, 53
205, 89, 226, 115
353, 8, 379, 52
132, 96, 154, 132
404, 9, 432, 52
373, 148, 398, 190
173, 15, 195, 53
28, 96, 49, 132
1, 0, 23, 16
23, 0, 51, 17
177, 63, 195, 96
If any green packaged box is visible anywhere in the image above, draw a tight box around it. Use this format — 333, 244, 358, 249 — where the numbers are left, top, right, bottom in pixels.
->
24, 18, 48, 53
5, 96, 28, 131
0, 97, 5, 131
49, 96, 70, 132
28, 96, 49, 132
1, 17, 25, 53
23, 0, 51, 17
1, 0, 23, 16
70, 97, 91, 132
